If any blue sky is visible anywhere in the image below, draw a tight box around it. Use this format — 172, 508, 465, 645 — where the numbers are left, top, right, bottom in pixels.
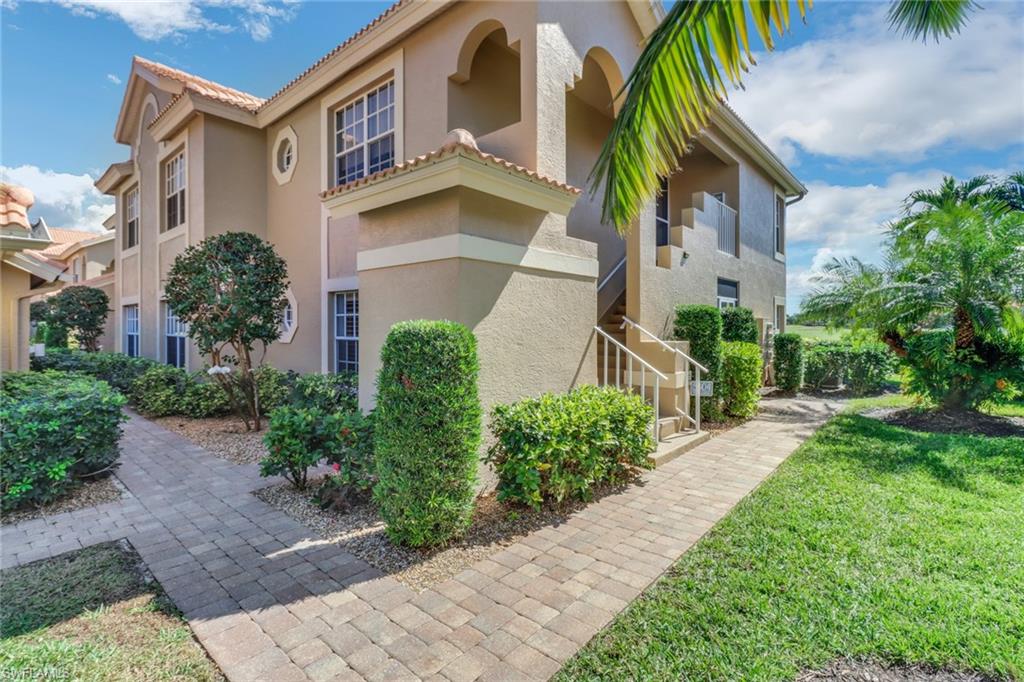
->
2, 0, 1022, 310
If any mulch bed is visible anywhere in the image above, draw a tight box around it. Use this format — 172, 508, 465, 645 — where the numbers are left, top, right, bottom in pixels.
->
1, 476, 123, 526
154, 415, 268, 465
798, 658, 997, 681
255, 476, 634, 591
863, 407, 1024, 438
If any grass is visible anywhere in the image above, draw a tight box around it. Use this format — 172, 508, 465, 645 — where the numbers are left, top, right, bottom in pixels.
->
557, 412, 1024, 681
986, 402, 1024, 418
787, 324, 849, 341
0, 542, 222, 681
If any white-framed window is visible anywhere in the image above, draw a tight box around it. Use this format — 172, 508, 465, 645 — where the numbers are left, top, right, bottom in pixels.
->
774, 194, 786, 257
164, 304, 187, 368
333, 291, 359, 373
277, 139, 293, 174
775, 303, 786, 332
655, 176, 670, 248
280, 301, 294, 335
165, 152, 186, 231
717, 278, 739, 309
124, 186, 139, 249
124, 304, 140, 357
335, 81, 395, 185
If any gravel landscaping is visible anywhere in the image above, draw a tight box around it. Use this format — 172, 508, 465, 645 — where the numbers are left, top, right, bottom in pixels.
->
1, 476, 123, 526
154, 415, 268, 464
255, 476, 631, 591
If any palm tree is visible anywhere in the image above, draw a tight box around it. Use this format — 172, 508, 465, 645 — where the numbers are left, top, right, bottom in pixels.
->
803, 198, 1024, 409
593, 0, 979, 230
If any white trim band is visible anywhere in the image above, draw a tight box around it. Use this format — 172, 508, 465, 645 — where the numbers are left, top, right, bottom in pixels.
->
357, 233, 598, 279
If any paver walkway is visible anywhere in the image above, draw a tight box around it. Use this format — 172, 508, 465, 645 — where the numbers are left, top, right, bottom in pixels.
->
1, 397, 837, 681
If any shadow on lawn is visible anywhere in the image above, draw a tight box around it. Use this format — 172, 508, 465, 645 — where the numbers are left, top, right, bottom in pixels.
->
817, 414, 1024, 492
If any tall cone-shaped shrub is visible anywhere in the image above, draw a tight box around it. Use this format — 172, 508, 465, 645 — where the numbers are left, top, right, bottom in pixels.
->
373, 320, 481, 547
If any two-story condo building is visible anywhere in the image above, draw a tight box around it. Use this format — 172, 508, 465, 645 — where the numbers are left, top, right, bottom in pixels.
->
96, 0, 804, 439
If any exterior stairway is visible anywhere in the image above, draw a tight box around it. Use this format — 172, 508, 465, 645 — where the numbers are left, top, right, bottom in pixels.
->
595, 296, 709, 459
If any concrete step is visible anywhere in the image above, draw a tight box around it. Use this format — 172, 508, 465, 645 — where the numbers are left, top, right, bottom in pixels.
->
649, 429, 711, 467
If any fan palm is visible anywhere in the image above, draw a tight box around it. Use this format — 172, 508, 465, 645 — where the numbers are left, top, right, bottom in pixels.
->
594, 0, 979, 230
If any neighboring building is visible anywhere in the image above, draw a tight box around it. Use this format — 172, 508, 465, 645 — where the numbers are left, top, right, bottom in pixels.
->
95, 0, 804, 437
26, 226, 117, 351
0, 184, 69, 371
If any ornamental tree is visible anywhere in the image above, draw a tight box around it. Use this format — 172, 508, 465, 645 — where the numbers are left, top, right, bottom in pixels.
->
49, 286, 110, 351
164, 232, 288, 431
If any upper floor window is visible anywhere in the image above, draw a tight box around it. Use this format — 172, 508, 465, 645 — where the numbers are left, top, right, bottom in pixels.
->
165, 152, 186, 231
280, 301, 294, 335
774, 194, 786, 256
335, 81, 395, 185
655, 177, 670, 247
124, 186, 139, 249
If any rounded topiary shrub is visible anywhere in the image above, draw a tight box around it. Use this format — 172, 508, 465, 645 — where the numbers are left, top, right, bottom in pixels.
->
721, 307, 759, 344
131, 365, 191, 417
720, 341, 763, 418
373, 320, 480, 547
774, 333, 804, 392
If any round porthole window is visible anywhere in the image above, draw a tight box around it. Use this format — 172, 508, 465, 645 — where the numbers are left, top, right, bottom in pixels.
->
276, 139, 293, 174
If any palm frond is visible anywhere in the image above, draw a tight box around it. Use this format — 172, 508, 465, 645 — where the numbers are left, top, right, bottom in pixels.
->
590, 0, 810, 231
887, 0, 978, 42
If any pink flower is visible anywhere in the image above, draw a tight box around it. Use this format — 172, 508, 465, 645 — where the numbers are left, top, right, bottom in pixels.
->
332, 463, 341, 472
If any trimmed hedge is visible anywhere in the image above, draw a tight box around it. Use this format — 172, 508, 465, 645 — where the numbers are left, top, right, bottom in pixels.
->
373, 320, 481, 547
774, 333, 804, 392
674, 305, 723, 420
291, 372, 358, 413
721, 307, 759, 344
487, 385, 654, 510
131, 365, 191, 417
720, 342, 763, 418
803, 341, 897, 395
31, 349, 157, 394
1, 371, 126, 511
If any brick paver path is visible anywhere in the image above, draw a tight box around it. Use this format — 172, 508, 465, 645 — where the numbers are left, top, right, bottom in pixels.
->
1, 397, 837, 680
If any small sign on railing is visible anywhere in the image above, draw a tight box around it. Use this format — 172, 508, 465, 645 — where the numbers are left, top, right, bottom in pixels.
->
690, 380, 714, 397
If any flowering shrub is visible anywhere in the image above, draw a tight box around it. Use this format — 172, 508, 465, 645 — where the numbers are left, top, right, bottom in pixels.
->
1, 371, 126, 510
260, 406, 344, 490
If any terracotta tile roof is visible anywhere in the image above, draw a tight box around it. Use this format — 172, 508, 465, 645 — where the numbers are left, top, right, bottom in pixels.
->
34, 228, 102, 258
320, 132, 581, 201
1, 183, 34, 230
135, 56, 265, 113
258, 0, 409, 112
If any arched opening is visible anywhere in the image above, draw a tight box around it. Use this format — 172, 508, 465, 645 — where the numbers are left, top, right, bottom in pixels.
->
447, 23, 521, 137
565, 50, 622, 286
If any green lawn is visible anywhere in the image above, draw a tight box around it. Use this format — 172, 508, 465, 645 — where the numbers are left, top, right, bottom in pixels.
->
0, 542, 221, 680
787, 324, 849, 341
557, 412, 1024, 681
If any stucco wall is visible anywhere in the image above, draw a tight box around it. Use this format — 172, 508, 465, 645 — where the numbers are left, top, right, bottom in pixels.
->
629, 131, 787, 341
1, 264, 32, 371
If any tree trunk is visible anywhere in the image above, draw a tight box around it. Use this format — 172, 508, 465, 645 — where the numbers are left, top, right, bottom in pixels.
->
880, 330, 908, 358
954, 305, 974, 350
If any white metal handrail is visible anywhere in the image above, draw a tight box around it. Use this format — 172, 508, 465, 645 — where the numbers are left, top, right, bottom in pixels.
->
594, 326, 667, 442
620, 316, 706, 432
597, 256, 626, 291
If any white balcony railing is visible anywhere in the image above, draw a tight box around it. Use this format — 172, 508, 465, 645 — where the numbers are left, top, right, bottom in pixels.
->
712, 195, 738, 256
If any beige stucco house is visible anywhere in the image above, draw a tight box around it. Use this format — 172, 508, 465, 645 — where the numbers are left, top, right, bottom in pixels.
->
95, 0, 804, 438
25, 226, 117, 352
0, 184, 69, 371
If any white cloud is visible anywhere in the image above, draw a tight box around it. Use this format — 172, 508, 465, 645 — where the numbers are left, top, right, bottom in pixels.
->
0, 165, 113, 232
730, 4, 1024, 162
54, 0, 296, 42
106, 73, 122, 85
